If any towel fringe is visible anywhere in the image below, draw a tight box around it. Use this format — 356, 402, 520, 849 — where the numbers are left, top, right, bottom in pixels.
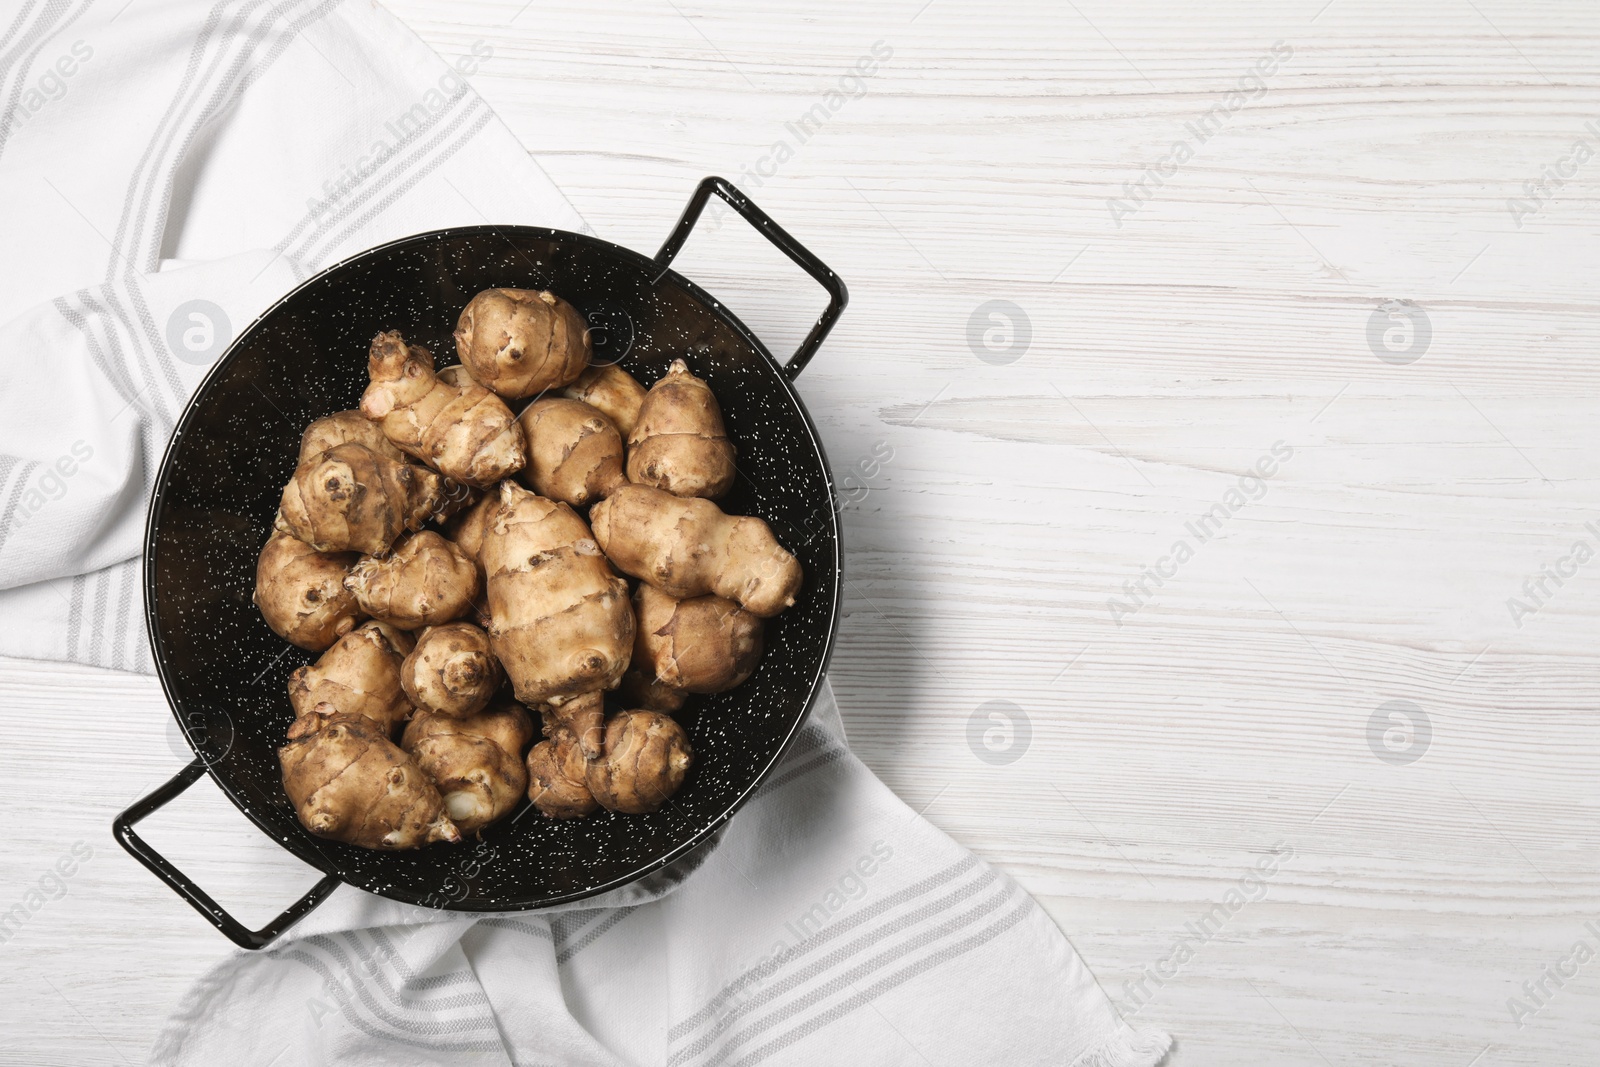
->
1067, 1025, 1174, 1067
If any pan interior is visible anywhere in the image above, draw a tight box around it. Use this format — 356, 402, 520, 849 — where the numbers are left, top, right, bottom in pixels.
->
147, 227, 839, 909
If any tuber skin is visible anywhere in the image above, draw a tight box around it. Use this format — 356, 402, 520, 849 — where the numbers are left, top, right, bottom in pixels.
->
280, 709, 460, 849
299, 409, 405, 465
526, 709, 598, 819
453, 288, 590, 399
561, 363, 646, 439
360, 330, 525, 488
400, 622, 501, 719
589, 485, 802, 618
288, 621, 415, 736
632, 583, 763, 695
538, 689, 604, 761
586, 709, 693, 815
444, 489, 499, 564
435, 365, 477, 390
345, 530, 480, 631
626, 358, 737, 499
517, 398, 626, 508
427, 368, 504, 520
443, 489, 499, 628
254, 530, 363, 651
402, 703, 533, 835
277, 442, 445, 556
480, 481, 634, 706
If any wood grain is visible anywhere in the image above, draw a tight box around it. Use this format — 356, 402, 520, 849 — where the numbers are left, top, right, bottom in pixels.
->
4, 1, 1599, 1063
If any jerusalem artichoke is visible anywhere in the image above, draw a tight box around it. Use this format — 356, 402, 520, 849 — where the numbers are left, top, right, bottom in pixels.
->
344, 530, 479, 630
480, 482, 634, 706
360, 330, 524, 488
400, 622, 501, 719
401, 703, 533, 835
279, 709, 460, 849
442, 489, 498, 628
626, 359, 736, 499
525, 712, 598, 819
586, 709, 693, 815
287, 621, 415, 735
561, 363, 647, 438
454, 288, 590, 399
299, 409, 405, 464
254, 530, 362, 651
444, 488, 497, 563
538, 689, 604, 761
589, 485, 802, 618
517, 398, 626, 507
277, 442, 445, 556
632, 583, 762, 696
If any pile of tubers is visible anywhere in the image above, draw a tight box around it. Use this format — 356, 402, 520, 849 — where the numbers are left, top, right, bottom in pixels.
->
254, 288, 802, 850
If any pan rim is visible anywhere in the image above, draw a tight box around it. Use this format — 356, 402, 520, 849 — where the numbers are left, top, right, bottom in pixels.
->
142, 222, 843, 911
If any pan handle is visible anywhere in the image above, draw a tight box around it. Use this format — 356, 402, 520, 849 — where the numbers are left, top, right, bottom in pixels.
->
653, 176, 848, 380
114, 758, 341, 950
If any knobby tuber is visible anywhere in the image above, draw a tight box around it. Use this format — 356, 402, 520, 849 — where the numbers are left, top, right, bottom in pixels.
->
538, 689, 604, 761
589, 485, 801, 617
345, 530, 479, 630
402, 703, 533, 835
299, 409, 406, 464
517, 398, 626, 507
254, 530, 362, 651
360, 330, 524, 488
525, 710, 598, 819
454, 288, 590, 399
480, 481, 633, 706
400, 622, 501, 719
280, 709, 460, 849
627, 358, 736, 499
632, 583, 762, 697
444, 489, 498, 562
277, 442, 445, 556
561, 363, 646, 438
287, 621, 415, 735
586, 710, 693, 815
443, 489, 499, 627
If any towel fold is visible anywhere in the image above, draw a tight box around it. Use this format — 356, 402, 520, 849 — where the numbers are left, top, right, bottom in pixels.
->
152, 684, 1171, 1067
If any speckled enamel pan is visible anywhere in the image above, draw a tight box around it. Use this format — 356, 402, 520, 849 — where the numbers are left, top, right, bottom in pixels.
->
114, 177, 847, 949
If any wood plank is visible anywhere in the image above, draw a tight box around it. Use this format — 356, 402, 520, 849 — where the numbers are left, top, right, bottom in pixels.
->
4, 0, 1598, 1062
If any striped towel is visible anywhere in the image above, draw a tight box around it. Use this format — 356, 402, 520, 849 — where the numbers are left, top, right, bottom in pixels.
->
152, 682, 1173, 1067
0, 0, 584, 669
0, 3, 1173, 1064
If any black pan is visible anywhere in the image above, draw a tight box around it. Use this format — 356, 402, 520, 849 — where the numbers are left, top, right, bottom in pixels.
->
114, 177, 846, 949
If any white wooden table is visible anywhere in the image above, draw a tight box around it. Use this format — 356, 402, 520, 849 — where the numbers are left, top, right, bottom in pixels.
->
4, 1, 1598, 1063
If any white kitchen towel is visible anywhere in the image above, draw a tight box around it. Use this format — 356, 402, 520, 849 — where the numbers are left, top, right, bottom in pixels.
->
152, 681, 1172, 1067
0, 0, 586, 670
0, 3, 1172, 1065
